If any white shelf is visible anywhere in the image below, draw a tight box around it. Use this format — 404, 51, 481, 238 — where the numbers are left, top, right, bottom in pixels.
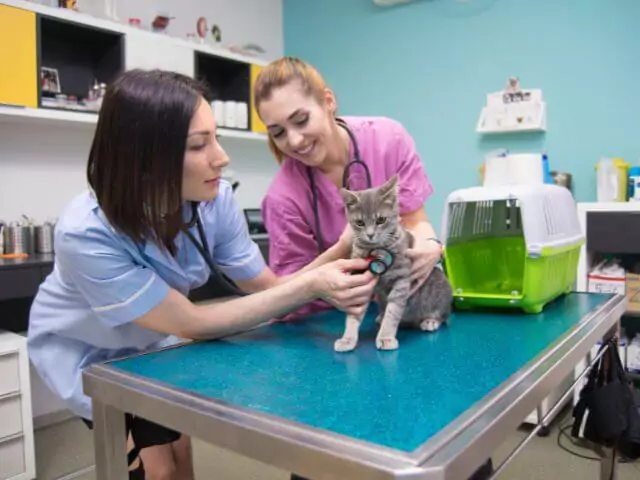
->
476, 103, 547, 134
0, 105, 97, 127
0, 105, 268, 141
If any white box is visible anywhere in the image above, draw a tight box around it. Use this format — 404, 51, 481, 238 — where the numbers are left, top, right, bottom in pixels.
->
587, 273, 626, 295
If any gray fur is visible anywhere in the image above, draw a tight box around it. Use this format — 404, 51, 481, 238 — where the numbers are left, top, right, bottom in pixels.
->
335, 174, 453, 352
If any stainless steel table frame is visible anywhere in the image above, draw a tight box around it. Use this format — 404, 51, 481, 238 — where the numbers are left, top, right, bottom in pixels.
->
84, 294, 626, 480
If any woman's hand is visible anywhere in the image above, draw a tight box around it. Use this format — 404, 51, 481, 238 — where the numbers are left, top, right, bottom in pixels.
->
312, 258, 377, 317
405, 238, 442, 285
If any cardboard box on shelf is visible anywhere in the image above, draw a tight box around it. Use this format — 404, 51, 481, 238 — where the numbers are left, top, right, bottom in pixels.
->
626, 273, 640, 313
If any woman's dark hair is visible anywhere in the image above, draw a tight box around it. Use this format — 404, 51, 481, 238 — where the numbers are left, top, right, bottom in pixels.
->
87, 69, 210, 255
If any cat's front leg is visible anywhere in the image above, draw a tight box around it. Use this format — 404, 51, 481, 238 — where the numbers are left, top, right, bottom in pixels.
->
334, 313, 363, 352
376, 279, 410, 351
335, 246, 369, 353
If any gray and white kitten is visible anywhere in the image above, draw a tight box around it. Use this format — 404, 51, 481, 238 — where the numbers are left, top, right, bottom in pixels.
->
335, 174, 453, 352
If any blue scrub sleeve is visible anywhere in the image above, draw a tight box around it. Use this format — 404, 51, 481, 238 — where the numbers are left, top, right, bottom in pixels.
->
210, 186, 267, 281
55, 226, 170, 328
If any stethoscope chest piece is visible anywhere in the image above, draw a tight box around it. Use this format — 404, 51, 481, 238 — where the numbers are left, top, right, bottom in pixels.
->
366, 248, 394, 276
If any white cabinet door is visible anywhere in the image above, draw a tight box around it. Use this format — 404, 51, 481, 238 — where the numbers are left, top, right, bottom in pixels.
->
125, 30, 195, 77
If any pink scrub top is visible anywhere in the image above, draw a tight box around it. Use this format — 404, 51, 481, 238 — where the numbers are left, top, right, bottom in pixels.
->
261, 116, 434, 320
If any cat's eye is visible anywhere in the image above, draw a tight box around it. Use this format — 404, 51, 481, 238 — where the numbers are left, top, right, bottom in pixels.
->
376, 217, 387, 225
355, 219, 365, 228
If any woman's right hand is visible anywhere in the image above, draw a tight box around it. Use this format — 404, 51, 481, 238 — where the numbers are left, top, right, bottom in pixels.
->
312, 258, 377, 317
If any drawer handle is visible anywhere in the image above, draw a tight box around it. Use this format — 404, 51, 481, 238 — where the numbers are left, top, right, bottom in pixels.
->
0, 391, 20, 402
0, 431, 23, 446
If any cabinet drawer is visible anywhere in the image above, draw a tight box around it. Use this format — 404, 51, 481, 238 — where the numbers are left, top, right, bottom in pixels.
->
0, 435, 25, 479
0, 268, 42, 300
0, 353, 19, 396
0, 395, 22, 438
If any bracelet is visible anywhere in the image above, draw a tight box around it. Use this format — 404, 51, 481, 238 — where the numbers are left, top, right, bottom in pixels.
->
426, 237, 443, 247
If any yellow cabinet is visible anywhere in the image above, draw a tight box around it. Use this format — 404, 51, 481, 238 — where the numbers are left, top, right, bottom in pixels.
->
250, 64, 267, 134
0, 5, 37, 108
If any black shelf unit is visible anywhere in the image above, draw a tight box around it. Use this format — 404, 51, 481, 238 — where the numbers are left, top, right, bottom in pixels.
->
37, 14, 124, 110
194, 51, 251, 131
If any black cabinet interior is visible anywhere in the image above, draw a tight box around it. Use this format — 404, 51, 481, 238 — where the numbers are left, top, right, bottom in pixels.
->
38, 15, 124, 106
194, 52, 250, 129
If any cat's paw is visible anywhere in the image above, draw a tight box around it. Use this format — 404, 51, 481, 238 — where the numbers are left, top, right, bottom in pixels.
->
376, 336, 399, 351
420, 318, 442, 332
334, 336, 358, 352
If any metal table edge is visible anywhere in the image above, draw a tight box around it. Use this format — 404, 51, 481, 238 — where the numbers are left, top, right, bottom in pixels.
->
409, 293, 626, 477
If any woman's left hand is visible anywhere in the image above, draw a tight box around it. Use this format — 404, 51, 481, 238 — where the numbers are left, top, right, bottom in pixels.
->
405, 238, 442, 285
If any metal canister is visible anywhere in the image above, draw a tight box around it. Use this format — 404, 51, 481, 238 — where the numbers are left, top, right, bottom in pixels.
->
4, 223, 28, 254
551, 171, 573, 192
35, 222, 55, 253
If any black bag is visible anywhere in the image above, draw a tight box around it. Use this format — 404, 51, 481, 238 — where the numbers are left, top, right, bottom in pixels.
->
572, 338, 640, 454
619, 383, 640, 459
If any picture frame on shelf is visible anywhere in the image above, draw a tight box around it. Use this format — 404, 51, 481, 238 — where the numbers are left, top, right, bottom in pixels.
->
41, 66, 61, 94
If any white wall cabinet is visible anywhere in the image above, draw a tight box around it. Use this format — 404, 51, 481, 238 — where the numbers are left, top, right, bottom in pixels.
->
0, 332, 35, 480
125, 29, 195, 77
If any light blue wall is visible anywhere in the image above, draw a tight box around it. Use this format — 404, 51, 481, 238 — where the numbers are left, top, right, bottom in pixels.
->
284, 0, 640, 231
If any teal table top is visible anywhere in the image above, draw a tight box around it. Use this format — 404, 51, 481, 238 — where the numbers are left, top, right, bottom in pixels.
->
110, 292, 611, 453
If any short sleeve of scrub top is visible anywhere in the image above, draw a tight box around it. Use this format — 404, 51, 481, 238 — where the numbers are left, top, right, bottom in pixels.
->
210, 183, 266, 282
55, 226, 172, 329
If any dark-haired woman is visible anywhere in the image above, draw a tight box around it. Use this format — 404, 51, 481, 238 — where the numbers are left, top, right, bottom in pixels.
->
27, 69, 376, 479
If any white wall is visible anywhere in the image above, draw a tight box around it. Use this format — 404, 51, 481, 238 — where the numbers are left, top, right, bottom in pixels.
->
0, 0, 283, 225
0, 122, 279, 224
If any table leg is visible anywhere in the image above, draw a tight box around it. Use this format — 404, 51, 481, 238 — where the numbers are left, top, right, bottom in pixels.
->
92, 399, 128, 480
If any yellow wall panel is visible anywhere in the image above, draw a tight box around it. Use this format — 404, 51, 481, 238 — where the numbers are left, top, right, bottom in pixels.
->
0, 5, 37, 108
250, 64, 267, 134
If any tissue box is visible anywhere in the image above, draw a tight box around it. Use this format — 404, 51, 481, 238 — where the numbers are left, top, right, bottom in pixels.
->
588, 272, 626, 295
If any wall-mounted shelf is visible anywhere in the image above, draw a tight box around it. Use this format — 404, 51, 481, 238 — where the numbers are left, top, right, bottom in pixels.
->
476, 85, 547, 135
0, 105, 267, 140
476, 103, 547, 134
0, 0, 269, 137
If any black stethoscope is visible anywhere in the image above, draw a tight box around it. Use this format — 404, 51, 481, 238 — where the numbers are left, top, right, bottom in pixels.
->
183, 118, 394, 299
307, 118, 394, 276
183, 202, 249, 297
308, 118, 371, 253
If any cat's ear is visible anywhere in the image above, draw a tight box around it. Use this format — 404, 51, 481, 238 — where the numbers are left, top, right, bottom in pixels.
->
340, 188, 359, 208
379, 174, 399, 204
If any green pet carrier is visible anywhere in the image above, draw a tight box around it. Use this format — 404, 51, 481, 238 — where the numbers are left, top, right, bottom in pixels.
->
441, 184, 584, 313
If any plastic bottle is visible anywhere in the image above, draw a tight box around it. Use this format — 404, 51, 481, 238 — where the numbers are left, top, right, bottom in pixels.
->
628, 166, 640, 202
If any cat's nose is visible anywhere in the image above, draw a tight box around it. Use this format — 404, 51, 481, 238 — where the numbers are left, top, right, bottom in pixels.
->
367, 233, 375, 240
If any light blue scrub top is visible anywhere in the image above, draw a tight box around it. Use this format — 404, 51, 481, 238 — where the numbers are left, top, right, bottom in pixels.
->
27, 181, 266, 420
